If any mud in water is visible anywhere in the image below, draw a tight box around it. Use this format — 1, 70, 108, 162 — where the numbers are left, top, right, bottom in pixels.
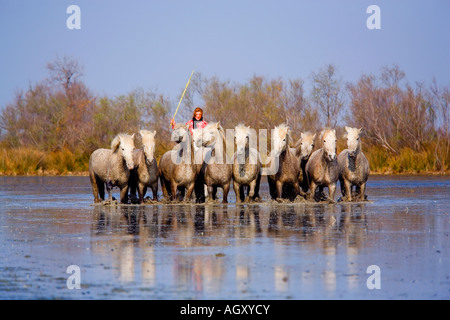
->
0, 175, 449, 299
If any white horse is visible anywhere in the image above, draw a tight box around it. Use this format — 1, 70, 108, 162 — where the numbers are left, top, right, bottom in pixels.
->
232, 124, 261, 203
158, 124, 197, 202
89, 134, 136, 203
338, 126, 370, 201
306, 128, 339, 203
192, 127, 210, 203
129, 130, 159, 203
267, 124, 302, 200
197, 122, 232, 203
294, 131, 316, 193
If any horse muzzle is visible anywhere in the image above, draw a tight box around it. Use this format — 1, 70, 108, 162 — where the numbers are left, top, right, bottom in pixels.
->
327, 154, 337, 162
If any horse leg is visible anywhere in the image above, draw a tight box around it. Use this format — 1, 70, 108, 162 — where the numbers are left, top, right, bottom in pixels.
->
137, 183, 145, 203
151, 182, 158, 201
359, 182, 366, 201
106, 180, 114, 201
268, 176, 277, 200
207, 185, 214, 202
328, 183, 336, 204
248, 180, 257, 202
194, 177, 205, 203
120, 185, 129, 204
91, 174, 103, 203
212, 186, 218, 200
253, 173, 262, 200
344, 179, 352, 202
160, 175, 169, 199
233, 181, 242, 204
293, 181, 305, 199
339, 177, 346, 198
241, 185, 247, 202
171, 181, 178, 201
222, 183, 230, 204
185, 182, 195, 202
308, 181, 317, 202
276, 180, 283, 199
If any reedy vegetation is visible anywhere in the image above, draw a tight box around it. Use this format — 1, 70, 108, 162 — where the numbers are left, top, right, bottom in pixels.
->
0, 57, 448, 175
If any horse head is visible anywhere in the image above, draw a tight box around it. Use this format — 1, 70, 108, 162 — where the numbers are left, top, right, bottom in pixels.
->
140, 130, 157, 162
298, 131, 316, 161
171, 124, 190, 144
200, 122, 223, 148
234, 124, 252, 156
111, 133, 136, 170
344, 126, 362, 158
321, 128, 337, 162
272, 124, 290, 157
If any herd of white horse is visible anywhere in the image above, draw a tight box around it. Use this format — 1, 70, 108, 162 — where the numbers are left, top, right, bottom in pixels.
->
89, 123, 370, 205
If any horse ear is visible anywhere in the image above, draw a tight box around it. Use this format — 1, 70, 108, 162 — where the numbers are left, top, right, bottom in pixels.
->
358, 127, 363, 134
152, 130, 157, 137
300, 132, 304, 139
345, 126, 350, 133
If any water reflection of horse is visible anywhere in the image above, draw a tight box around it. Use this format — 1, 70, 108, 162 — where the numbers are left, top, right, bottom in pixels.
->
92, 203, 367, 246
265, 203, 367, 252
89, 202, 368, 292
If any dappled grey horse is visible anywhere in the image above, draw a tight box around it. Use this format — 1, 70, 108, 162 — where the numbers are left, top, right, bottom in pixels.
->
89, 134, 136, 203
232, 124, 262, 203
306, 128, 339, 203
338, 126, 370, 201
159, 124, 197, 202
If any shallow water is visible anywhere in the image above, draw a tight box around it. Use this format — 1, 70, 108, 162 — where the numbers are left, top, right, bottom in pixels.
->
0, 175, 449, 300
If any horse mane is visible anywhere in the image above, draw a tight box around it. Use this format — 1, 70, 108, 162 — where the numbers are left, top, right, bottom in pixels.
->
111, 133, 132, 152
274, 123, 291, 146
294, 131, 315, 149
174, 123, 189, 130
235, 123, 253, 139
319, 127, 335, 143
205, 122, 226, 143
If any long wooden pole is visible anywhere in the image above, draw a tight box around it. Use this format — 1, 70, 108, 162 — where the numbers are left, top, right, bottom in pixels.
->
170, 69, 195, 128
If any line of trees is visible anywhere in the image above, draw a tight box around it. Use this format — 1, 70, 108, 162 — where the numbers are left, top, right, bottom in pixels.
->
0, 56, 448, 174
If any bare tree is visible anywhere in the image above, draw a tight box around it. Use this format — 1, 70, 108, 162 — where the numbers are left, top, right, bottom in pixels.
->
46, 55, 84, 91
429, 79, 450, 171
310, 64, 345, 127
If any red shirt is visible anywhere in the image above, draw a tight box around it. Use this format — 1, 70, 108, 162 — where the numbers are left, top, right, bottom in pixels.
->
172, 119, 208, 135
186, 119, 208, 135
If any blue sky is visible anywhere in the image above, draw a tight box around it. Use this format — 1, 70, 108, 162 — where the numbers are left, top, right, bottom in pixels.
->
1, 0, 449, 109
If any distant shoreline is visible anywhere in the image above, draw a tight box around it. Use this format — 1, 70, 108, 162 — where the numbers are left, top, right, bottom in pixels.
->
1, 171, 448, 177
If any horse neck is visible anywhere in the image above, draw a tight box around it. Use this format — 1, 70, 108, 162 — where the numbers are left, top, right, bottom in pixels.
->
180, 134, 195, 165
211, 130, 227, 161
320, 148, 330, 165
244, 144, 251, 162
348, 143, 362, 170
300, 157, 309, 169
279, 144, 290, 161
